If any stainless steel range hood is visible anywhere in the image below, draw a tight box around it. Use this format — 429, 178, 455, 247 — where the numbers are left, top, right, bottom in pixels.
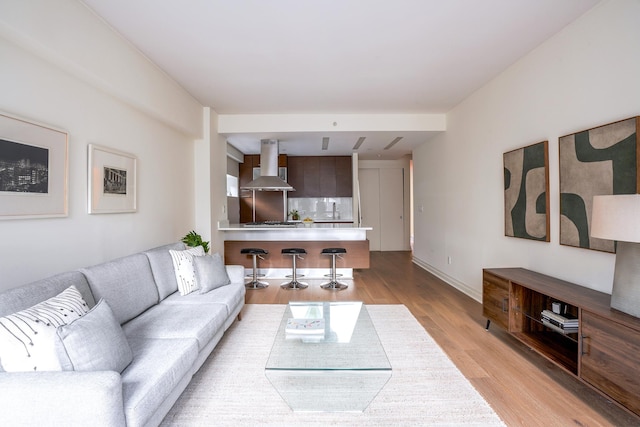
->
241, 139, 294, 191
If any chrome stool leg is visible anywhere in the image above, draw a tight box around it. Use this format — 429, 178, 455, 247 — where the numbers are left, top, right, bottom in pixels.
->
241, 248, 268, 289
321, 248, 348, 290
281, 248, 308, 289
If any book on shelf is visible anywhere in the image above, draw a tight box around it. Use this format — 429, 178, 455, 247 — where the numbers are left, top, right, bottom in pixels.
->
285, 318, 325, 335
541, 310, 577, 333
542, 319, 578, 334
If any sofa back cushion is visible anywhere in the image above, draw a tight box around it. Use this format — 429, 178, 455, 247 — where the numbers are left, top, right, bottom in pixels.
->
81, 253, 159, 324
0, 271, 95, 317
143, 242, 186, 300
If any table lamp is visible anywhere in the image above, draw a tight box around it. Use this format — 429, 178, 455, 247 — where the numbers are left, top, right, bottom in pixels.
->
591, 194, 640, 318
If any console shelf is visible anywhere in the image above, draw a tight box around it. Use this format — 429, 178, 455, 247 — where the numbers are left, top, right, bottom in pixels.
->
483, 268, 640, 418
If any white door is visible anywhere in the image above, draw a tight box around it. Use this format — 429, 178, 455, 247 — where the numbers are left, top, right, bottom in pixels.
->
359, 167, 406, 251
359, 168, 381, 250
379, 168, 405, 250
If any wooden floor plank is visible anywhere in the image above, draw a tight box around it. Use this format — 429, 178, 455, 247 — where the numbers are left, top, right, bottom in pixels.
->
243, 251, 639, 426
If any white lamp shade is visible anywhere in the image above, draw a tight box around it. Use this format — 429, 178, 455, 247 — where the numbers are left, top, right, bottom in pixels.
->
591, 194, 640, 243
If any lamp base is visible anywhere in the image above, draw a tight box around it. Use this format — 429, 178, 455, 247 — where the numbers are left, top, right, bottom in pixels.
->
611, 241, 640, 318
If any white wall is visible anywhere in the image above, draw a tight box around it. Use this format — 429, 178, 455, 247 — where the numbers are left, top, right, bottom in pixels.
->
412, 0, 640, 300
0, 0, 203, 290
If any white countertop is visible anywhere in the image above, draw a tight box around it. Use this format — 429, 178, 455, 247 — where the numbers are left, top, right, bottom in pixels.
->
219, 223, 371, 231
218, 222, 372, 241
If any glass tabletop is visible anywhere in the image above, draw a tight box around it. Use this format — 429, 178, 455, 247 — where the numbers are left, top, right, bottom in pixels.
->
266, 301, 391, 371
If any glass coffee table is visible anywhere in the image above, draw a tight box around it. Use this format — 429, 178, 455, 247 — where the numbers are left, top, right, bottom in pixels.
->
265, 301, 392, 412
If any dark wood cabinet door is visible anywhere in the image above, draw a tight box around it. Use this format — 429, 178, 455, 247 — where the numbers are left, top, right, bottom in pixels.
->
581, 310, 640, 416
303, 157, 321, 197
335, 156, 353, 196
482, 271, 510, 330
319, 156, 337, 197
287, 157, 305, 197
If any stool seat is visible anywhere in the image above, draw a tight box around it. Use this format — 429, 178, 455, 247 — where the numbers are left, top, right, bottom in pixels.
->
242, 248, 268, 289
241, 248, 268, 255
321, 247, 348, 290
281, 248, 308, 290
321, 248, 347, 255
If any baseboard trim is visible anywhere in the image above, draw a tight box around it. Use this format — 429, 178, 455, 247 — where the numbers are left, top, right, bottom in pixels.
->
412, 256, 482, 303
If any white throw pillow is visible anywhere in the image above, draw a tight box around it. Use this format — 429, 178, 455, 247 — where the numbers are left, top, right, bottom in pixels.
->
55, 299, 133, 373
195, 253, 231, 293
0, 286, 89, 372
169, 245, 205, 295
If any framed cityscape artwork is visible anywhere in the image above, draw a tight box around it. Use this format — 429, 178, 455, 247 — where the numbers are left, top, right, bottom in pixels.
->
0, 112, 68, 219
88, 144, 137, 214
504, 141, 549, 241
559, 117, 639, 252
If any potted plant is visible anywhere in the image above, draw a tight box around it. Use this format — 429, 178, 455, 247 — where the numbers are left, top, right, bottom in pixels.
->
289, 209, 300, 220
181, 230, 210, 253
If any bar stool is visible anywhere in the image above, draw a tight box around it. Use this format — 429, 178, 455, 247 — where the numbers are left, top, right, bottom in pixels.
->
241, 248, 268, 289
321, 248, 348, 290
281, 248, 308, 289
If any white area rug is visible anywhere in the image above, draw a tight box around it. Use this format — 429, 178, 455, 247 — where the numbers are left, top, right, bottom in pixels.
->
161, 304, 504, 426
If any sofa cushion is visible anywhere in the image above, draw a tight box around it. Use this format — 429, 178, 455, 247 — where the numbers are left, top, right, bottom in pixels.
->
143, 242, 186, 300
0, 286, 89, 372
121, 337, 198, 427
81, 253, 159, 325
56, 299, 133, 373
122, 303, 227, 351
0, 271, 95, 317
169, 246, 205, 296
194, 252, 230, 293
162, 282, 245, 317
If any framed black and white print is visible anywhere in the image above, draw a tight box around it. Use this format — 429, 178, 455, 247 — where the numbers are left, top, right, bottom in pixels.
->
0, 112, 68, 219
559, 117, 639, 252
88, 144, 137, 214
504, 141, 550, 241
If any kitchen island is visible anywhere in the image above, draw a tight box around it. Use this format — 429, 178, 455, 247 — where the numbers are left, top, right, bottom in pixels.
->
219, 221, 372, 278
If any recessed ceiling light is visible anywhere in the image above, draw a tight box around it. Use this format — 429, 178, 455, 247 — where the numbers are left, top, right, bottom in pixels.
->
353, 137, 366, 150
384, 137, 403, 150
322, 137, 330, 150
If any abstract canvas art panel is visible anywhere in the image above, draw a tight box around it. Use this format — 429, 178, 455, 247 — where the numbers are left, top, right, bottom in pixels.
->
504, 141, 549, 241
559, 117, 639, 252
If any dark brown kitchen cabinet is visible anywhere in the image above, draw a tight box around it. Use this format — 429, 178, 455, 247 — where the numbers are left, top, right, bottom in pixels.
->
319, 157, 337, 197
288, 156, 352, 198
335, 156, 353, 197
287, 156, 304, 195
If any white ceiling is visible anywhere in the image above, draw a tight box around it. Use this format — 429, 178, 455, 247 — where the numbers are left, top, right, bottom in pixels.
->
81, 0, 599, 159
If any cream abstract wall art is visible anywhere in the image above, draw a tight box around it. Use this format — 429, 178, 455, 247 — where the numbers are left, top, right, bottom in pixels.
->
559, 117, 639, 252
504, 141, 549, 241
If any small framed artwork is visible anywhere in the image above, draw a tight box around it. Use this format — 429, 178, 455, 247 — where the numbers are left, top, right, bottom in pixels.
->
559, 117, 639, 252
0, 112, 68, 219
504, 140, 549, 241
88, 144, 137, 214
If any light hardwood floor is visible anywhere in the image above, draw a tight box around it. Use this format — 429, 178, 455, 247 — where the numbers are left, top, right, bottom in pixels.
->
245, 251, 639, 426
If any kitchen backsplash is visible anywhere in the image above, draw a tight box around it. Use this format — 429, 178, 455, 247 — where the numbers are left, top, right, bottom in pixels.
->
288, 197, 353, 221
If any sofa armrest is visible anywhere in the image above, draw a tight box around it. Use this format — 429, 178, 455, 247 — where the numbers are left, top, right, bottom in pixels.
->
225, 264, 245, 284
0, 371, 126, 427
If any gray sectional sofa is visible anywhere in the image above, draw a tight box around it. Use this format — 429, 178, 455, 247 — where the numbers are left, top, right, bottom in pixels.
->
0, 242, 246, 427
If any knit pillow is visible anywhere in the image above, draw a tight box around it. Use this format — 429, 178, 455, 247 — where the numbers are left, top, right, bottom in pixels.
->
169, 245, 205, 295
0, 286, 89, 372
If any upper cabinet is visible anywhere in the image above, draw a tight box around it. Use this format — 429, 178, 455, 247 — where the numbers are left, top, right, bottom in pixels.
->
289, 156, 352, 198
